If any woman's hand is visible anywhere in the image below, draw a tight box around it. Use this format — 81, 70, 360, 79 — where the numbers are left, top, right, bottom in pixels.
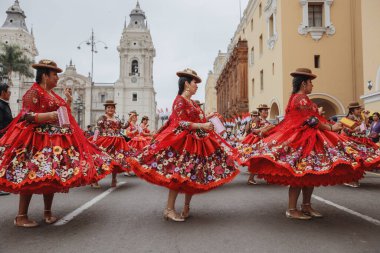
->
331, 122, 343, 132
64, 88, 73, 104
50, 111, 58, 122
206, 112, 221, 120
201, 122, 214, 131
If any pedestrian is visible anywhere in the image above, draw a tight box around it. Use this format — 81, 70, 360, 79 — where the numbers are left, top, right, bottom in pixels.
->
0, 83, 12, 196
89, 100, 133, 187
244, 110, 259, 134
342, 102, 374, 188
239, 104, 274, 185
239, 68, 380, 220
0, 59, 113, 227
84, 124, 94, 138
369, 112, 380, 143
128, 68, 239, 221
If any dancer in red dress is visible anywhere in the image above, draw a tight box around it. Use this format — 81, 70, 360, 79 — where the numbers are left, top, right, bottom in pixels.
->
90, 100, 133, 187
240, 104, 274, 185
128, 114, 151, 151
342, 102, 373, 188
0, 60, 112, 227
128, 68, 239, 221
239, 68, 380, 220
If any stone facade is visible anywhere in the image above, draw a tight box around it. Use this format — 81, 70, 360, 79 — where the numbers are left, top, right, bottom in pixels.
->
0, 1, 158, 130
215, 40, 249, 118
0, 0, 37, 114
209, 0, 379, 119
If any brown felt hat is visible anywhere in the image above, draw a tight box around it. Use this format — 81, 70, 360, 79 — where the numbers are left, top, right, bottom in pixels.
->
257, 104, 270, 110
103, 100, 117, 106
142, 115, 149, 120
32, 59, 63, 73
176, 68, 202, 83
251, 110, 259, 116
347, 101, 362, 109
290, 68, 317, 80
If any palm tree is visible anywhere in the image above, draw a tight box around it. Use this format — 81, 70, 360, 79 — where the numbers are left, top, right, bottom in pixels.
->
0, 43, 34, 85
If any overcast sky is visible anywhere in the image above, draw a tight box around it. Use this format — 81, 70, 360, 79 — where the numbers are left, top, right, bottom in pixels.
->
0, 0, 249, 110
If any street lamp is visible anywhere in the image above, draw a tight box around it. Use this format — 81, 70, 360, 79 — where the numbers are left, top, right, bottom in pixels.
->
77, 29, 108, 124
73, 97, 84, 129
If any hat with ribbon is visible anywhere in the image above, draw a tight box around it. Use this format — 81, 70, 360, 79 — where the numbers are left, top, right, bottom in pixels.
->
176, 68, 202, 83
32, 59, 63, 73
290, 68, 317, 80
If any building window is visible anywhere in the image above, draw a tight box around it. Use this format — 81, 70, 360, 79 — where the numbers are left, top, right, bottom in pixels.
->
132, 93, 138, 102
100, 94, 105, 103
250, 47, 255, 65
314, 55, 320, 68
298, 0, 335, 41
260, 70, 264, 91
252, 78, 255, 97
308, 3, 323, 27
269, 15, 274, 37
259, 2, 262, 17
251, 19, 254, 31
131, 60, 139, 75
259, 34, 263, 56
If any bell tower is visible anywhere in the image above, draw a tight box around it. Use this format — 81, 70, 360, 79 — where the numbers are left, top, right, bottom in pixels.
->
115, 1, 157, 129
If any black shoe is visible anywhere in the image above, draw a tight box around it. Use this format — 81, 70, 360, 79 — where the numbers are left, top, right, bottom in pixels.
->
0, 191, 10, 196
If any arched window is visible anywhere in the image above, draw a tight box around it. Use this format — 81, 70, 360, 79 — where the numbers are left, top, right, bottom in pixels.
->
131, 60, 139, 75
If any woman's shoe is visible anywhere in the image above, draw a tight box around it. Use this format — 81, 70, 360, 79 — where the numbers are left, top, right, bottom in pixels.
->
181, 204, 190, 219
44, 210, 58, 224
247, 179, 257, 185
301, 204, 323, 218
91, 182, 101, 189
343, 182, 360, 188
163, 208, 185, 222
285, 209, 312, 220
14, 214, 39, 228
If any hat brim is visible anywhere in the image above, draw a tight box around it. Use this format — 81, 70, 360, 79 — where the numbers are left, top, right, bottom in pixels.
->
32, 64, 63, 73
176, 72, 202, 83
290, 72, 317, 80
104, 103, 117, 106
257, 107, 270, 110
348, 105, 362, 109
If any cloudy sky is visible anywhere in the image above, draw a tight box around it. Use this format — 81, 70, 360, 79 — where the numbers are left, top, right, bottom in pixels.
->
0, 0, 249, 110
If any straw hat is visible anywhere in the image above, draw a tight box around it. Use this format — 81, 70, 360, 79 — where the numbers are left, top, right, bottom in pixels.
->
290, 68, 317, 80
32, 59, 63, 73
176, 68, 202, 83
103, 100, 117, 107
257, 104, 270, 110
142, 115, 149, 120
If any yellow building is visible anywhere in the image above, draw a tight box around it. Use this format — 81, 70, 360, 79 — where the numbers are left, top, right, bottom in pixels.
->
209, 0, 380, 119
359, 0, 380, 112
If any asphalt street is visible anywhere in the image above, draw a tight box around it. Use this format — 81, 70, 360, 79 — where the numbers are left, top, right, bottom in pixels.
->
0, 171, 379, 253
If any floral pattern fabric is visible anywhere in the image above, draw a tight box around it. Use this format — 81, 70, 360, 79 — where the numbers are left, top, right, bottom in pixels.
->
238, 93, 380, 187
89, 115, 132, 172
128, 95, 239, 194
0, 83, 113, 194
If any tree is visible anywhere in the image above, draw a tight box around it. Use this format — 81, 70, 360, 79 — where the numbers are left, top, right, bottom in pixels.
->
0, 43, 34, 85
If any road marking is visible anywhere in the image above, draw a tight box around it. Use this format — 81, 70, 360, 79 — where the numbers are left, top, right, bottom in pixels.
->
54, 182, 126, 226
312, 195, 380, 226
366, 172, 380, 177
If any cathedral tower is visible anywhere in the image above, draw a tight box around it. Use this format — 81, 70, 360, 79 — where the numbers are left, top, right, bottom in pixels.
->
115, 1, 157, 129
